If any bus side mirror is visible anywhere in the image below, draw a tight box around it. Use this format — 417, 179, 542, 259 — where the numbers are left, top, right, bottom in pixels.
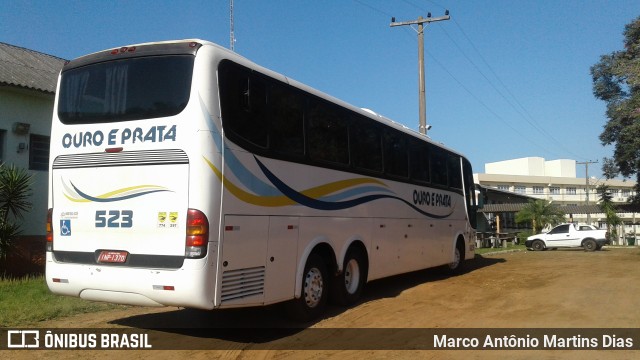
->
475, 186, 486, 209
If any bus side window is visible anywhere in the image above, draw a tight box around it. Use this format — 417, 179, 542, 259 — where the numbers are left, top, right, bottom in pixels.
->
383, 130, 408, 178
351, 116, 382, 172
409, 141, 430, 183
219, 61, 268, 148
430, 148, 448, 187
307, 99, 349, 165
448, 155, 463, 190
270, 84, 304, 157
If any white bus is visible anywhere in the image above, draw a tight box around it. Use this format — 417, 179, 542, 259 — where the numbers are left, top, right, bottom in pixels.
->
46, 39, 478, 320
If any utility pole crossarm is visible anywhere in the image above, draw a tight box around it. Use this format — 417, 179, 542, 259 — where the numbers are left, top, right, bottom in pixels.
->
389, 15, 450, 27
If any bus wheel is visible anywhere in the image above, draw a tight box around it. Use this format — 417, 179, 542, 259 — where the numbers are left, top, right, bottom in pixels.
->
447, 241, 465, 273
287, 253, 328, 322
331, 248, 367, 306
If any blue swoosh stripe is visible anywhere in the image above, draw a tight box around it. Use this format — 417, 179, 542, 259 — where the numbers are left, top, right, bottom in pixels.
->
70, 183, 169, 203
254, 156, 452, 219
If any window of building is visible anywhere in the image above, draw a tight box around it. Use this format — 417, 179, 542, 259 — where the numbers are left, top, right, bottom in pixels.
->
515, 185, 525, 194
497, 185, 510, 191
622, 189, 631, 197
29, 134, 50, 171
550, 187, 560, 195
533, 186, 544, 194
567, 187, 577, 195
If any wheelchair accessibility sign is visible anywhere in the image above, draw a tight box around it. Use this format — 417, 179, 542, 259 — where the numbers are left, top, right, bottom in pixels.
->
60, 220, 71, 236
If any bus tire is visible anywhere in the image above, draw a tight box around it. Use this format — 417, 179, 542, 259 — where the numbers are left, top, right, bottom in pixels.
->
331, 247, 367, 306
447, 240, 465, 273
287, 253, 328, 322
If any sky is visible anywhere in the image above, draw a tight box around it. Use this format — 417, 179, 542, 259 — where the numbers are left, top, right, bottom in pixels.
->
2, 0, 639, 179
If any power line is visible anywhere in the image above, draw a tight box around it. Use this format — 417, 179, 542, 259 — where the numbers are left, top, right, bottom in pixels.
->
398, 1, 589, 161
354, 1, 588, 161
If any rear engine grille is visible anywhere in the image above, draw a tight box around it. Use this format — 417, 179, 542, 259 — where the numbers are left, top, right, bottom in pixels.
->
220, 266, 265, 303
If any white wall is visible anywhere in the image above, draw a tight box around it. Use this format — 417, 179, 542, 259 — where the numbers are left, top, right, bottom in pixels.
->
485, 157, 545, 176
545, 159, 576, 177
0, 87, 54, 236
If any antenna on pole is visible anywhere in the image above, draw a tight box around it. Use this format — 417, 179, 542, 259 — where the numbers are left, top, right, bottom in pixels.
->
230, 0, 235, 51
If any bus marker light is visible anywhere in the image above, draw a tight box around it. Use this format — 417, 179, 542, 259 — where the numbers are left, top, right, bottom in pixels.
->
105, 147, 123, 153
46, 209, 53, 249
52, 278, 69, 284
153, 285, 175, 291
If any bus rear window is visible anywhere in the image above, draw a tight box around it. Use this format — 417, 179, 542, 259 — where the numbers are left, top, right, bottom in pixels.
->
58, 55, 194, 124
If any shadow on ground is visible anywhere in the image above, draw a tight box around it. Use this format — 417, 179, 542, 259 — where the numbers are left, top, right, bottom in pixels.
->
108, 254, 506, 345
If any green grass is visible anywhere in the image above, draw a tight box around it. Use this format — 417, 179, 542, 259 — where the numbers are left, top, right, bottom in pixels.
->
0, 275, 127, 327
475, 244, 527, 255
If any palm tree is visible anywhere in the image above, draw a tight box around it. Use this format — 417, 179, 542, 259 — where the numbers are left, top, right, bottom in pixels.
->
515, 199, 565, 234
0, 164, 33, 260
596, 184, 622, 243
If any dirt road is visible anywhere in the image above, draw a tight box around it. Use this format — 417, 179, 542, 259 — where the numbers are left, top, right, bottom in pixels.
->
4, 248, 640, 359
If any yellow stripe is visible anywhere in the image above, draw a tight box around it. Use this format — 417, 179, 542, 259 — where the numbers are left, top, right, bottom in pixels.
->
203, 157, 387, 207
94, 185, 168, 199
63, 193, 90, 203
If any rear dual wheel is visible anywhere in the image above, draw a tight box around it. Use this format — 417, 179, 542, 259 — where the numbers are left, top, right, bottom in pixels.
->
331, 248, 367, 306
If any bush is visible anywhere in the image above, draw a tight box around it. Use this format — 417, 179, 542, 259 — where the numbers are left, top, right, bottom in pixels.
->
0, 164, 33, 261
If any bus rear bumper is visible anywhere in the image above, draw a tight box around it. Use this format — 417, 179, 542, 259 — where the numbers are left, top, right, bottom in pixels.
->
45, 252, 215, 310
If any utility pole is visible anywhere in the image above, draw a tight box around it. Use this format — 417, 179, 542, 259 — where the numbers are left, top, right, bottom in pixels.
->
578, 160, 598, 224
390, 11, 450, 136
230, 0, 235, 51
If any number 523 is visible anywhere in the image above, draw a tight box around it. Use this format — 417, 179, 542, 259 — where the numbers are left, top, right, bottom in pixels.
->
95, 210, 133, 228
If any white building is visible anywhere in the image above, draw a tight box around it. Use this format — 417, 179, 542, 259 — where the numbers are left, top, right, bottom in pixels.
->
1, 42, 65, 272
475, 157, 639, 243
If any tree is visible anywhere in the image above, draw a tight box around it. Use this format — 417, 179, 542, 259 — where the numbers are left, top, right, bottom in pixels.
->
0, 164, 33, 260
591, 16, 640, 204
596, 184, 622, 242
516, 199, 565, 234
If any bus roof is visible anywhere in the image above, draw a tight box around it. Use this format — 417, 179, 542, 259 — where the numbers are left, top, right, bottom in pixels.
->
63, 39, 467, 159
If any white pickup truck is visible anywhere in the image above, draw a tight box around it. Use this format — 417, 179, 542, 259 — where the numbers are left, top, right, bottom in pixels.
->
525, 223, 608, 251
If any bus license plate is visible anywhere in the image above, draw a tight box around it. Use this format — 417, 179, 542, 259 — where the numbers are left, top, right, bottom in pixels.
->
97, 251, 128, 263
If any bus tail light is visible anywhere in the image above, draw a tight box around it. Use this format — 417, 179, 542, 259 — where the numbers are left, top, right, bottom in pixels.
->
185, 209, 208, 258
46, 208, 53, 251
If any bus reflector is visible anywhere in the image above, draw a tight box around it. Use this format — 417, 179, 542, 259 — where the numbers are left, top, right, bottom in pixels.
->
185, 209, 208, 258
52, 278, 68, 283
153, 285, 175, 291
46, 208, 53, 251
